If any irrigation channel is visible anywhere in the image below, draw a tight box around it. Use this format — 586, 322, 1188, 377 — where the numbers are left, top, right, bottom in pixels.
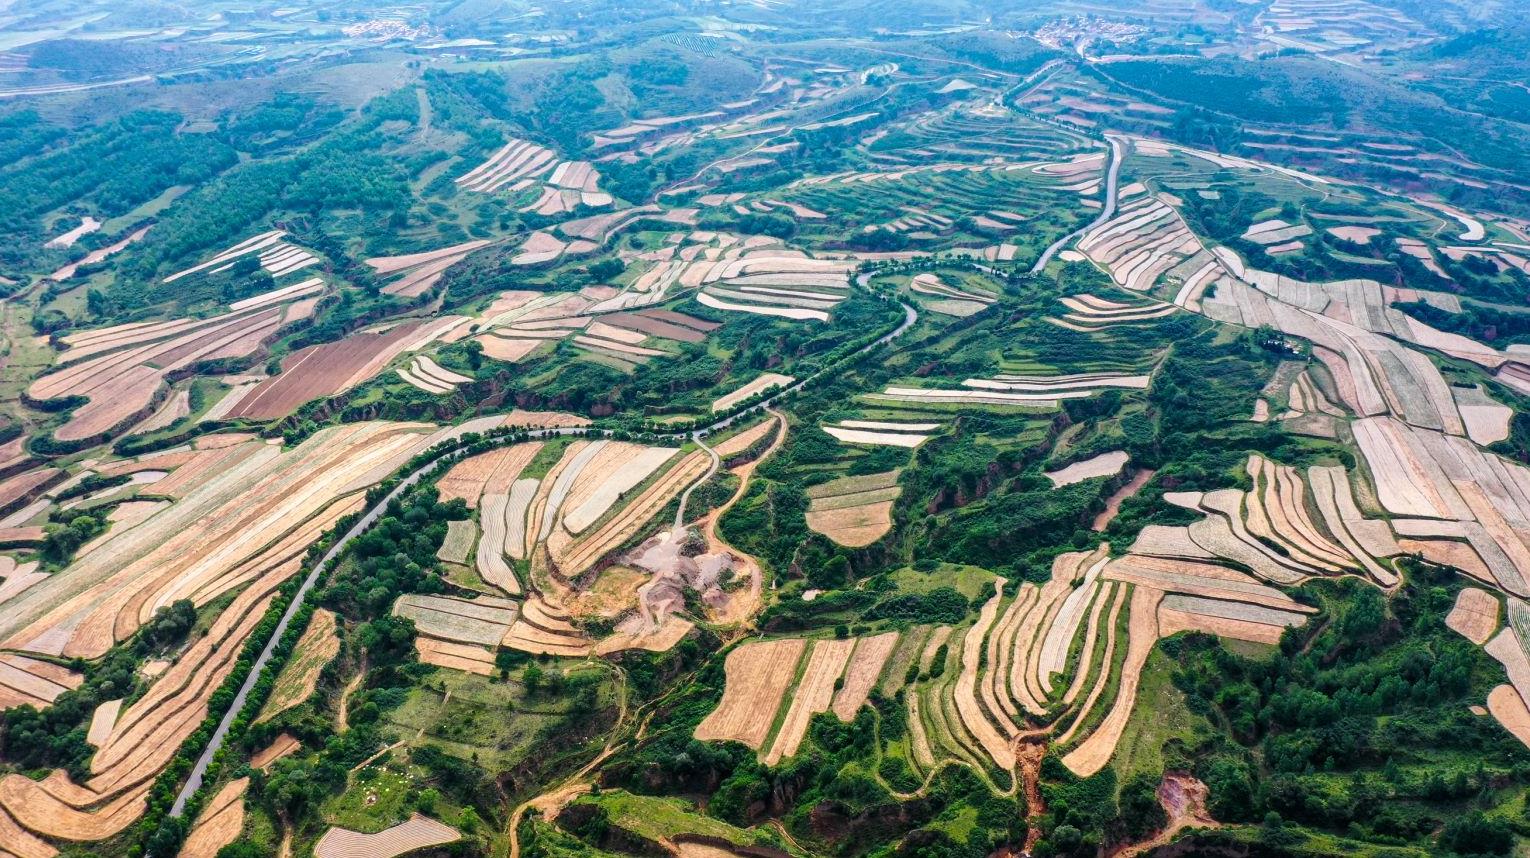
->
169, 295, 919, 818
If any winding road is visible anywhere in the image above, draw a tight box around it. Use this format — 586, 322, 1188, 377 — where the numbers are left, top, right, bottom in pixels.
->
169, 295, 918, 819
1031, 134, 1124, 273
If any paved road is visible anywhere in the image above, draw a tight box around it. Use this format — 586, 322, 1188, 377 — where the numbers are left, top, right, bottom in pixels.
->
169, 295, 918, 818
1031, 135, 1124, 273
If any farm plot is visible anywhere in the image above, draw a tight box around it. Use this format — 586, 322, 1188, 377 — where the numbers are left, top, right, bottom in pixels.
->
1349, 416, 1530, 595
1445, 588, 1500, 645
435, 443, 542, 508
1045, 451, 1129, 487
161, 231, 319, 283
178, 777, 247, 858
255, 609, 340, 723
397, 355, 471, 395
695, 638, 807, 750
712, 373, 793, 412
501, 597, 592, 656
698, 629, 911, 762
822, 420, 938, 448
0, 422, 430, 660
455, 136, 612, 212
831, 632, 900, 720
226, 321, 450, 420
694, 246, 854, 323
763, 638, 855, 766
366, 239, 493, 298
0, 531, 304, 842
1051, 293, 1177, 330
0, 653, 82, 711
29, 282, 327, 441
907, 272, 994, 317
436, 520, 476, 566
1078, 194, 1216, 295
314, 814, 459, 858
805, 470, 901, 547
548, 446, 715, 580
393, 594, 519, 648
781, 156, 1092, 253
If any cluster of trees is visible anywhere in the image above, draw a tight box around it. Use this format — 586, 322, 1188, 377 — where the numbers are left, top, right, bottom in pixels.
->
1159, 567, 1529, 852
0, 111, 236, 271
0, 597, 195, 774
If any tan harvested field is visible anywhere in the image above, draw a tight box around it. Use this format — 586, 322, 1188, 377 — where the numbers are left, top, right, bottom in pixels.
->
955, 579, 1016, 770
822, 426, 927, 447
0, 423, 422, 660
0, 547, 293, 841
906, 690, 937, 771
178, 777, 248, 858
1045, 451, 1129, 487
806, 500, 896, 547
436, 519, 476, 564
712, 373, 794, 412
436, 443, 541, 507
476, 494, 519, 595
1062, 586, 1163, 777
1102, 553, 1314, 613
0, 653, 84, 711
602, 312, 706, 343
1488, 684, 1530, 750
313, 814, 460, 858
256, 609, 339, 723
393, 594, 518, 647
131, 389, 189, 435
805, 470, 900, 499
1062, 583, 1119, 708
251, 734, 301, 771
32, 301, 300, 441
831, 632, 900, 721
0, 801, 57, 858
563, 446, 680, 534
416, 636, 497, 675
1446, 588, 1501, 644
556, 449, 711, 576
475, 334, 543, 363
695, 638, 807, 749
86, 699, 122, 747
764, 638, 855, 765
0, 467, 62, 513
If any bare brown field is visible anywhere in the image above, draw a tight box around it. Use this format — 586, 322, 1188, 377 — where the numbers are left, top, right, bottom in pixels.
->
228, 322, 432, 420
1488, 684, 1530, 750
695, 639, 807, 749
416, 636, 496, 676
805, 500, 896, 547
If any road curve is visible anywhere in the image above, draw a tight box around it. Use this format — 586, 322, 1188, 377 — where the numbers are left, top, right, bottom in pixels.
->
169, 296, 918, 819
1030, 134, 1124, 273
